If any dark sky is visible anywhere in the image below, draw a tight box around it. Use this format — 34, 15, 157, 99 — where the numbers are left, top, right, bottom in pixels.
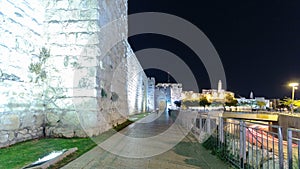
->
128, 0, 300, 99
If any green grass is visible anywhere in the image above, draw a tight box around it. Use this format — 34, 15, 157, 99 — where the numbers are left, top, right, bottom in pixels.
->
0, 137, 96, 169
0, 112, 150, 169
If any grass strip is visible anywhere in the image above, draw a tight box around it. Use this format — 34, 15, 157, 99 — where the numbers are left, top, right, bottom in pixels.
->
0, 112, 150, 169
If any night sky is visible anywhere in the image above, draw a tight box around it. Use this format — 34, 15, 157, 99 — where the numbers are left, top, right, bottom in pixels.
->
128, 0, 300, 99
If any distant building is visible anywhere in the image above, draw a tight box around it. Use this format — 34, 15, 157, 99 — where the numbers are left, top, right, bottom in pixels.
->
181, 80, 236, 110
181, 91, 201, 100
201, 80, 235, 103
182, 80, 235, 102
147, 77, 155, 112
236, 92, 270, 110
155, 83, 182, 110
269, 98, 281, 110
146, 78, 183, 111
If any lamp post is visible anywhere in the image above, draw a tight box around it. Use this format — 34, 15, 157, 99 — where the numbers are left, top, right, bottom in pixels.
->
289, 83, 299, 114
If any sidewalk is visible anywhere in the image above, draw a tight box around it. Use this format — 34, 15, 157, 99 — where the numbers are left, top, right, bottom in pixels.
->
62, 112, 229, 169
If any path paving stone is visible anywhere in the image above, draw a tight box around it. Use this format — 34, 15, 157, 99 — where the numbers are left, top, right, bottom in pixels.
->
62, 112, 229, 169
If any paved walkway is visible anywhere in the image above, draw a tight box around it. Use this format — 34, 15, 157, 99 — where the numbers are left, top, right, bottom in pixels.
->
62, 112, 229, 169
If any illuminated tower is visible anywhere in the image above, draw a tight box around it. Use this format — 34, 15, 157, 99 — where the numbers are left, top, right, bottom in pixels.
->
218, 80, 222, 93
250, 91, 254, 99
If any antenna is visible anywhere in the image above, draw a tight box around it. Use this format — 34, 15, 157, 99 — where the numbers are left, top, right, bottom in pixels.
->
167, 71, 170, 83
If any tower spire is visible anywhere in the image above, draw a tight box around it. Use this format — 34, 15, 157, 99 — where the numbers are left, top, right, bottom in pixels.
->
218, 80, 222, 92
250, 91, 254, 99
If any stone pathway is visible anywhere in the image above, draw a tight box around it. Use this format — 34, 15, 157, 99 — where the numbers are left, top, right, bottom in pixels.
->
62, 112, 229, 169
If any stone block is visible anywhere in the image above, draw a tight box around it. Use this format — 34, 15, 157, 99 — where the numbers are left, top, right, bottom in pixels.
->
47, 127, 74, 138
8, 131, 15, 141
16, 133, 24, 141
73, 97, 98, 111
71, 88, 97, 97
24, 134, 32, 140
78, 112, 99, 129
74, 129, 87, 137
20, 113, 35, 128
34, 114, 45, 127
18, 129, 28, 135
46, 112, 60, 126
0, 133, 9, 144
0, 114, 20, 130
61, 111, 80, 127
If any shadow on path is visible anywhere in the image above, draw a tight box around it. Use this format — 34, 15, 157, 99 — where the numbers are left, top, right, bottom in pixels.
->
174, 134, 229, 168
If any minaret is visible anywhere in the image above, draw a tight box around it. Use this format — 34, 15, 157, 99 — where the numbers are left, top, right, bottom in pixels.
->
218, 80, 222, 92
250, 91, 254, 99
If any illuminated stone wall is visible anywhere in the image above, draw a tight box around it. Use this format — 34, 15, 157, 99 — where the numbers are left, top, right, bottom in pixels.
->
0, 0, 46, 147
155, 83, 182, 110
155, 87, 168, 111
42, 0, 130, 137
127, 51, 148, 115
0, 0, 148, 147
147, 77, 155, 112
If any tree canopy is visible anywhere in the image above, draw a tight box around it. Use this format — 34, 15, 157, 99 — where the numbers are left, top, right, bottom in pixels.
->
256, 101, 266, 109
280, 97, 300, 110
199, 96, 211, 107
225, 94, 238, 107
174, 100, 182, 107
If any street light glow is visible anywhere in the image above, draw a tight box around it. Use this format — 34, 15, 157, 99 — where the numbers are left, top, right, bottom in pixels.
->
288, 82, 299, 114
289, 82, 299, 87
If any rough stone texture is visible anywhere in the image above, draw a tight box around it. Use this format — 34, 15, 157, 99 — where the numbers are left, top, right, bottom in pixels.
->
155, 84, 182, 110
127, 50, 148, 115
147, 77, 155, 112
0, 0, 148, 147
0, 0, 45, 147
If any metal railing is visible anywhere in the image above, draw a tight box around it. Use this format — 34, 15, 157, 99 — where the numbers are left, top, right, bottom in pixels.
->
219, 119, 285, 168
174, 110, 300, 169
287, 128, 300, 169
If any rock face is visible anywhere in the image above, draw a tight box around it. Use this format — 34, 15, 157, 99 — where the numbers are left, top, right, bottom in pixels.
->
0, 0, 148, 147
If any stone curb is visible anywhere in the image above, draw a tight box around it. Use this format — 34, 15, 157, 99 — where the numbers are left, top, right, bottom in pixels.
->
23, 147, 78, 169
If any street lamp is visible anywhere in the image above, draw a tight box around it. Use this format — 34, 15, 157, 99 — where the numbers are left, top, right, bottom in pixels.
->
289, 82, 299, 114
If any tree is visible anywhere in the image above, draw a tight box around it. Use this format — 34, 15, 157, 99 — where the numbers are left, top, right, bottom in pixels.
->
174, 100, 182, 107
281, 98, 293, 107
256, 101, 266, 110
199, 96, 211, 110
182, 100, 199, 108
280, 98, 300, 111
225, 99, 238, 107
295, 100, 300, 107
225, 94, 238, 107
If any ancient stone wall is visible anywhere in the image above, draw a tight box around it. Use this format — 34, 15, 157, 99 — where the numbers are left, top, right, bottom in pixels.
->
155, 88, 168, 111
147, 77, 155, 112
42, 0, 131, 137
0, 0, 148, 147
127, 50, 148, 114
0, 0, 46, 147
155, 84, 182, 110
170, 84, 183, 108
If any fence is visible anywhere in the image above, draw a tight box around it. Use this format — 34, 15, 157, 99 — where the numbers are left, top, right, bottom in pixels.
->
287, 128, 300, 169
175, 110, 300, 169
220, 119, 284, 168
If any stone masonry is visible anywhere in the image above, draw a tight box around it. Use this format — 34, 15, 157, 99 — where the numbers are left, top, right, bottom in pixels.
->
0, 0, 148, 147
